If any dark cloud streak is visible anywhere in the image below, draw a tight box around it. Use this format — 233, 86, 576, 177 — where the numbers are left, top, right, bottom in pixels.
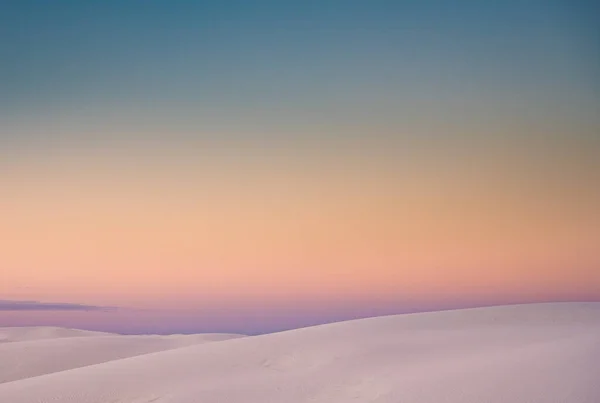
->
0, 300, 116, 311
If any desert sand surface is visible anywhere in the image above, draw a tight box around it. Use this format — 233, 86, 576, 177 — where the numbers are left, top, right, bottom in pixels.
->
0, 332, 245, 384
0, 302, 598, 402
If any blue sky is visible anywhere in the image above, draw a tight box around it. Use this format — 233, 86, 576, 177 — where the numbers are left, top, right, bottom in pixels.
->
2, 0, 597, 149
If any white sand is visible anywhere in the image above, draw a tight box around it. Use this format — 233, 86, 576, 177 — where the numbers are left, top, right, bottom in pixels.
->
0, 332, 244, 384
0, 302, 598, 402
0, 326, 112, 343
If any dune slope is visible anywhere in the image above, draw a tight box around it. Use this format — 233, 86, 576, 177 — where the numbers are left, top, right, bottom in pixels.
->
0, 333, 245, 384
0, 302, 598, 403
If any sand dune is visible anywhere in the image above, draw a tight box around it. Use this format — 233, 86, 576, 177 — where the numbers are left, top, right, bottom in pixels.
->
0, 303, 598, 402
0, 333, 245, 384
0, 326, 112, 343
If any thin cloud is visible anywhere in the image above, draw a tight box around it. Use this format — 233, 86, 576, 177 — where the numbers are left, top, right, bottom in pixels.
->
0, 299, 116, 312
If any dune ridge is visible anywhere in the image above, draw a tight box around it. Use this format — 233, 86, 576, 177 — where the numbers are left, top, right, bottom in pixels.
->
0, 326, 112, 343
0, 302, 598, 402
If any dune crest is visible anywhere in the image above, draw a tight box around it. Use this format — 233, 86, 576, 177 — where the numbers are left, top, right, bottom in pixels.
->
0, 326, 112, 343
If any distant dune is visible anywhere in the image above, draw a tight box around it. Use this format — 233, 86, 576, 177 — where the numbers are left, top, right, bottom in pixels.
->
0, 326, 112, 343
0, 302, 598, 402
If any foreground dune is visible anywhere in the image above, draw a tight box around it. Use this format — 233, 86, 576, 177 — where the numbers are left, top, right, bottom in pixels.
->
0, 302, 598, 402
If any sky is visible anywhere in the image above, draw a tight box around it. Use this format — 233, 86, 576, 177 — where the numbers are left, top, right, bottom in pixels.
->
1, 0, 599, 335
